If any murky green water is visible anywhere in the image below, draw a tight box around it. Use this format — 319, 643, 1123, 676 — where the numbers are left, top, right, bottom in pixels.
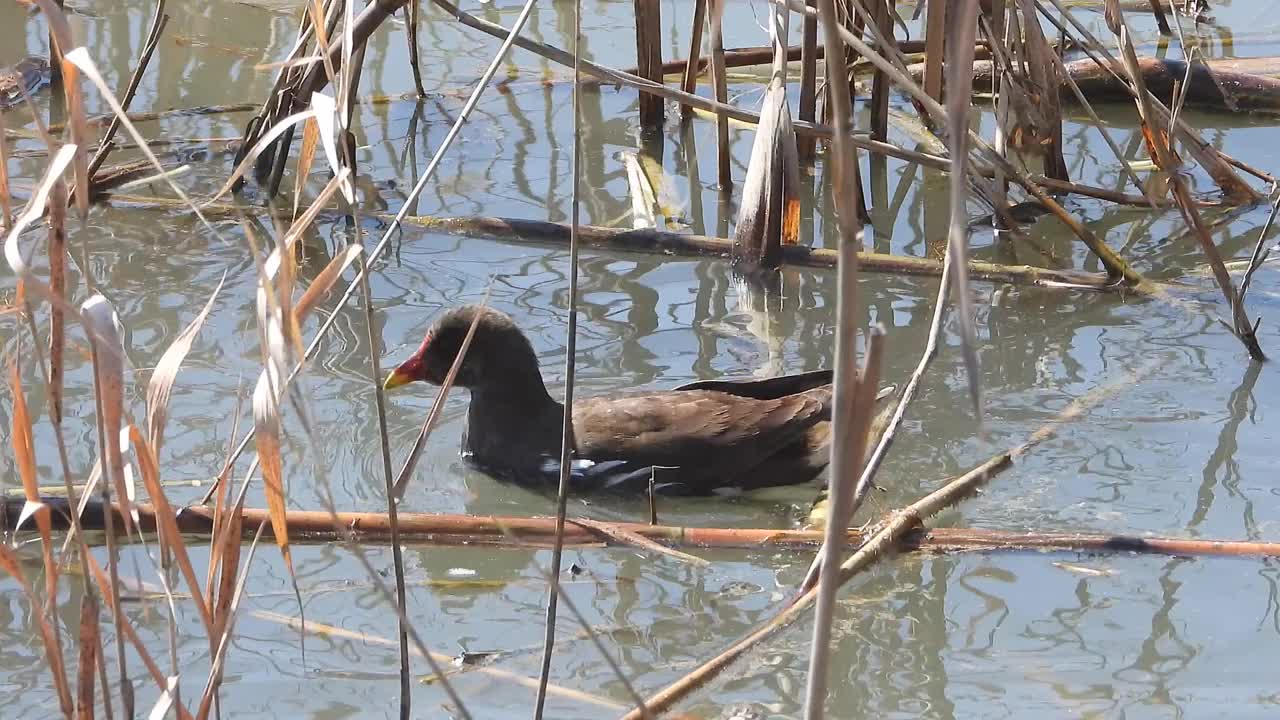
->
5, 0, 1280, 717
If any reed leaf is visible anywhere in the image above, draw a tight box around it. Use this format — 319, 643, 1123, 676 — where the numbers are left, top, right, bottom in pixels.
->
80, 294, 134, 531
296, 244, 363, 322
129, 425, 217, 640
253, 371, 295, 579
147, 274, 225, 454
622, 151, 657, 229
293, 115, 320, 218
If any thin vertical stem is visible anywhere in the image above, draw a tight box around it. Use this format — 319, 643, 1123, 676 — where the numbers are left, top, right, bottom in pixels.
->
680, 0, 707, 118
803, 0, 863, 714
533, 0, 584, 713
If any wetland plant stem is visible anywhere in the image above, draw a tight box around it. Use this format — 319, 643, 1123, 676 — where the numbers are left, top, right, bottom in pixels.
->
534, 0, 585, 712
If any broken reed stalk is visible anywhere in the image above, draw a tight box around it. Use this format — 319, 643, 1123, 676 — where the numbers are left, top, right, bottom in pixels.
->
679, 0, 707, 119
632, 0, 663, 129
646, 39, 991, 79
86, 0, 169, 178
624, 453, 1014, 720
21, 497, 1280, 559
709, 0, 732, 188
104, 194, 1153, 293
1104, 2, 1265, 359
533, 0, 585, 712
773, 0, 1151, 289
797, 0, 818, 162
1037, 0, 1260, 204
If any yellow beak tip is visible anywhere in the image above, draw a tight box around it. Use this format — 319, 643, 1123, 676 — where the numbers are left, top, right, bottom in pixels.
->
383, 370, 411, 391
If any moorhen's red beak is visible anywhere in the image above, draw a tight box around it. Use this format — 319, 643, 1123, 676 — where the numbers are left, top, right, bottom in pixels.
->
383, 367, 414, 390
384, 355, 423, 390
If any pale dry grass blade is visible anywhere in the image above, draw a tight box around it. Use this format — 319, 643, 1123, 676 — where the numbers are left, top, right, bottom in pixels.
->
5, 145, 76, 275
147, 274, 225, 454
293, 116, 320, 218
81, 295, 134, 531
209, 108, 319, 203
943, 0, 984, 420
80, 293, 134, 716
295, 244, 362, 321
196, 522, 266, 720
252, 372, 296, 585
62, 48, 226, 236
29, 0, 93, 220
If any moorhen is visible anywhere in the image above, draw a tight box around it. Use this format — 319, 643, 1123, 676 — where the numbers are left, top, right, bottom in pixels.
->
384, 305, 886, 495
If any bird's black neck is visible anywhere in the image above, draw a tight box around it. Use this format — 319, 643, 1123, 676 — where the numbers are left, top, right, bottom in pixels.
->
463, 377, 563, 468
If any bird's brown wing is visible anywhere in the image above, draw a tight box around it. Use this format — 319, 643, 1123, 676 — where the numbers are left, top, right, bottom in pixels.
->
570, 389, 828, 491
672, 369, 832, 399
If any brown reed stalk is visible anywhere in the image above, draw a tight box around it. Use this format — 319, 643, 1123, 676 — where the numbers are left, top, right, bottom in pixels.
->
30, 498, 1280, 559
709, 0, 732, 189
404, 0, 427, 97
868, 0, 897, 142
1104, 1, 1264, 359
632, 0, 663, 128
86, 0, 168, 178
923, 0, 945, 101
679, 0, 707, 119
103, 194, 1154, 292
797, 0, 818, 162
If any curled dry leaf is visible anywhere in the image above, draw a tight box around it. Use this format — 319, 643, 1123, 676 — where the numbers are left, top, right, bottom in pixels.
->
147, 273, 226, 454
253, 372, 295, 577
80, 294, 133, 533
296, 244, 363, 322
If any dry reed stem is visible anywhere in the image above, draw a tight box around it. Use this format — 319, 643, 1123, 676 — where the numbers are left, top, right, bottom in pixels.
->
1105, 2, 1264, 359
21, 497, 1280, 558
622, 453, 1014, 720
86, 0, 168, 178
429, 0, 949, 169
102, 194, 1151, 293
679, 0, 707, 119
802, 0, 866, 711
